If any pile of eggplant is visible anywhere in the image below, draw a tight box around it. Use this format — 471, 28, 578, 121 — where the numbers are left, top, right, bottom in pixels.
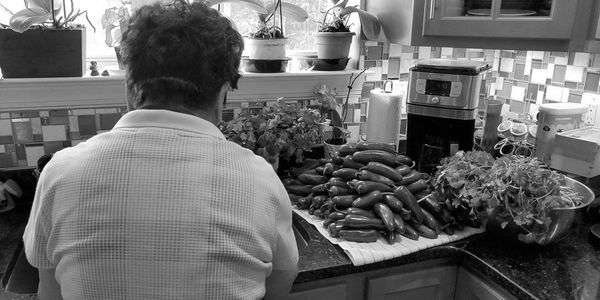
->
284, 142, 482, 244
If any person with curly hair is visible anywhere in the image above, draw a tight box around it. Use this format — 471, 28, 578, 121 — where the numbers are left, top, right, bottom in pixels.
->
23, 1, 299, 299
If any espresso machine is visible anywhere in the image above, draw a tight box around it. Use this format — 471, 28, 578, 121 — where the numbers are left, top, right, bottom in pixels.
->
406, 59, 490, 174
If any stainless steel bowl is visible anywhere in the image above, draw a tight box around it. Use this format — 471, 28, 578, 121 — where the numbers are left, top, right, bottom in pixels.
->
486, 177, 596, 245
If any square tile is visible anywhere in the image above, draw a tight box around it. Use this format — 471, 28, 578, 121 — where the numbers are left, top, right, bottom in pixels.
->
21, 111, 39, 118
99, 114, 121, 130
0, 136, 14, 144
25, 145, 44, 167
568, 92, 582, 104
0, 145, 5, 153
510, 86, 526, 101
44, 141, 68, 154
389, 43, 403, 57
78, 115, 97, 137
584, 72, 600, 92
565, 65, 584, 83
42, 125, 67, 142
50, 116, 69, 125
499, 58, 514, 73
72, 109, 95, 116
15, 144, 26, 160
11, 120, 33, 143
573, 53, 590, 67
0, 113, 10, 119
366, 45, 383, 60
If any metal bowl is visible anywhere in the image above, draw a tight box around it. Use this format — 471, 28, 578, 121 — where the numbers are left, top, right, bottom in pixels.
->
486, 177, 596, 245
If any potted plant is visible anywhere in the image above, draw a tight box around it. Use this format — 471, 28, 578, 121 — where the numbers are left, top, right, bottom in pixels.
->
206, 0, 307, 72
314, 0, 381, 64
219, 98, 326, 174
313, 84, 349, 157
101, 0, 131, 70
0, 0, 95, 78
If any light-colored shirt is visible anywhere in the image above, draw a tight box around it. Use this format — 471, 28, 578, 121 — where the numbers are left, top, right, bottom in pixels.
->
23, 109, 298, 300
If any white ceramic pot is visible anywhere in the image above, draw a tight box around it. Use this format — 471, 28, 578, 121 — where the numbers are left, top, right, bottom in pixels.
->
314, 32, 355, 59
244, 37, 287, 60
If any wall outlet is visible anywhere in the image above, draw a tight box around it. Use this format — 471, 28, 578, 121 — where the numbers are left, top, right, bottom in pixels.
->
585, 105, 598, 126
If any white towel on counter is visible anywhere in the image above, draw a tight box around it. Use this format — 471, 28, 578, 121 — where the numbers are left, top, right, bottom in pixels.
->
293, 208, 485, 266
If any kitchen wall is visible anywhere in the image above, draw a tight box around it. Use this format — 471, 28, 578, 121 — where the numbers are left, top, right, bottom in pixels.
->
358, 42, 600, 127
4, 42, 600, 169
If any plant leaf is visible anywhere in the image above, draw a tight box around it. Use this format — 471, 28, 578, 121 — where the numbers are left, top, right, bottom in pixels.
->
339, 6, 380, 40
9, 8, 52, 33
205, 0, 267, 14
27, 0, 56, 13
332, 0, 348, 8
264, 2, 308, 23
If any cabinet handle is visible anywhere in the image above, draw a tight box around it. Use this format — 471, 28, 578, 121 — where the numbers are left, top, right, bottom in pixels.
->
429, 0, 436, 19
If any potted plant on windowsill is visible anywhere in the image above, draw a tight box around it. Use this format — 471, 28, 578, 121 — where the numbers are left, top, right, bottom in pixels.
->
218, 99, 326, 175
313, 0, 381, 70
0, 0, 95, 78
101, 0, 131, 70
206, 0, 308, 73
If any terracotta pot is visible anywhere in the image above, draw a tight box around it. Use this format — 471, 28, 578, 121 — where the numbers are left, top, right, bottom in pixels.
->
244, 37, 287, 60
0, 28, 86, 78
314, 32, 355, 59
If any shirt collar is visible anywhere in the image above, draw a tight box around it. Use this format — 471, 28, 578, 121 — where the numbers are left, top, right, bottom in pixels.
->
113, 109, 225, 140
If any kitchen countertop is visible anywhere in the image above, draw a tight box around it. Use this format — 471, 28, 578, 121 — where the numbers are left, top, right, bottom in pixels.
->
1, 173, 599, 300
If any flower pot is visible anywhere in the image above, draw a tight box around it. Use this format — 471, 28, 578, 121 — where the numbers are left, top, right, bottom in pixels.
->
0, 28, 86, 78
324, 140, 346, 159
314, 32, 355, 60
244, 37, 287, 60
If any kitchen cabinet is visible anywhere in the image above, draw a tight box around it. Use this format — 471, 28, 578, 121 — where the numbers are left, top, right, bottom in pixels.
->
455, 267, 517, 300
285, 258, 456, 300
365, 0, 596, 51
366, 265, 456, 299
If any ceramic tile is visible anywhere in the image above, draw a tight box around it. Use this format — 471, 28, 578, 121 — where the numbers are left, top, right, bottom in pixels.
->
72, 109, 95, 115
0, 119, 12, 135
499, 58, 514, 73
0, 136, 14, 144
95, 108, 118, 114
510, 86, 526, 101
453, 48, 466, 58
388, 43, 403, 57
0, 113, 10, 119
565, 65, 584, 83
50, 116, 69, 125
11, 120, 33, 143
366, 46, 383, 60
0, 145, 5, 153
9, 112, 20, 118
25, 145, 44, 167
42, 125, 67, 142
418, 47, 431, 59
99, 113, 121, 130
78, 115, 97, 137
39, 111, 49, 117
583, 71, 597, 92
49, 109, 69, 117
387, 58, 400, 79
381, 60, 389, 75
573, 53, 590, 67
21, 111, 39, 118
514, 63, 525, 80
44, 141, 70, 154
552, 64, 566, 83
15, 144, 25, 160
30, 118, 42, 134
441, 47, 453, 58
568, 92, 582, 104
0, 153, 17, 168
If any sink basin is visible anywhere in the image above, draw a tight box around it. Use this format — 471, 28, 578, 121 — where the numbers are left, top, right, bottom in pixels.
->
292, 213, 311, 251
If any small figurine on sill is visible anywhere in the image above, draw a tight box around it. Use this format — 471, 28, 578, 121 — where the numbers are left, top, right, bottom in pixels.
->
89, 61, 100, 76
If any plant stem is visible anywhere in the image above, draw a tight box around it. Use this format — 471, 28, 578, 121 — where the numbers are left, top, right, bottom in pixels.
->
342, 68, 369, 122
0, 4, 14, 15
51, 0, 57, 27
63, 0, 67, 23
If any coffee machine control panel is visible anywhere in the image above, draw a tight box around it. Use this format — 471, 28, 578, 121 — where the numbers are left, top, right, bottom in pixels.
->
408, 71, 482, 110
415, 79, 462, 98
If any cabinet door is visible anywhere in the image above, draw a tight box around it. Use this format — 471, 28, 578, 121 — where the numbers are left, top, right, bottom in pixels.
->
423, 0, 577, 40
285, 283, 347, 300
366, 265, 456, 300
455, 267, 517, 300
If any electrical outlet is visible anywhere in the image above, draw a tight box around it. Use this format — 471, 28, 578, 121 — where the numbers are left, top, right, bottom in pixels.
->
585, 105, 598, 125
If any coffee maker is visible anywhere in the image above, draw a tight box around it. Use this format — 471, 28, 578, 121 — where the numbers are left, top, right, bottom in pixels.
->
406, 59, 490, 174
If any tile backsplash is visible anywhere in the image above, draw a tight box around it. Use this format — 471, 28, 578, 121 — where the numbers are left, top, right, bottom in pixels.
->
4, 43, 600, 168
358, 42, 600, 126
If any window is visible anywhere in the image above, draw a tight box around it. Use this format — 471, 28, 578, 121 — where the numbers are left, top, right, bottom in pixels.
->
219, 0, 330, 53
1, 0, 335, 63
0, 0, 123, 66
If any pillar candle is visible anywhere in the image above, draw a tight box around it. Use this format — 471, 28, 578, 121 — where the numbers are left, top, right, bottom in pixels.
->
366, 88, 403, 146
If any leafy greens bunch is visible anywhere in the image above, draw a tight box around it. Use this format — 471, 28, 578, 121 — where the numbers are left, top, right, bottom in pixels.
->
434, 151, 583, 239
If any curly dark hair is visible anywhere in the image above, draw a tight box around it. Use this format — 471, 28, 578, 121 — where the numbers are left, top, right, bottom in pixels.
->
121, 0, 243, 110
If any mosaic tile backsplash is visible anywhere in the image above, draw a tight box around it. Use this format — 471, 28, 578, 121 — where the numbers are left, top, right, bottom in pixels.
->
359, 43, 600, 126
3, 44, 600, 169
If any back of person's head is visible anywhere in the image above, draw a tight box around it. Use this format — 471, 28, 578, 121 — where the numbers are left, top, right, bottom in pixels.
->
121, 0, 243, 111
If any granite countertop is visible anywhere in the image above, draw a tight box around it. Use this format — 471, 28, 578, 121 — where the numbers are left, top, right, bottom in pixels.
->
1, 171, 599, 300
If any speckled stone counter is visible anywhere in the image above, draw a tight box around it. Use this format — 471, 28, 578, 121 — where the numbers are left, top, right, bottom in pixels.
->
293, 205, 600, 300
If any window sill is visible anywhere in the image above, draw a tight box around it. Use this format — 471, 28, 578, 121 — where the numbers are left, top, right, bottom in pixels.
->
0, 69, 371, 111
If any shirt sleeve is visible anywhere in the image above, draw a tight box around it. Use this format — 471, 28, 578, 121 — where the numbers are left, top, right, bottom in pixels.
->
271, 182, 299, 271
22, 170, 55, 269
